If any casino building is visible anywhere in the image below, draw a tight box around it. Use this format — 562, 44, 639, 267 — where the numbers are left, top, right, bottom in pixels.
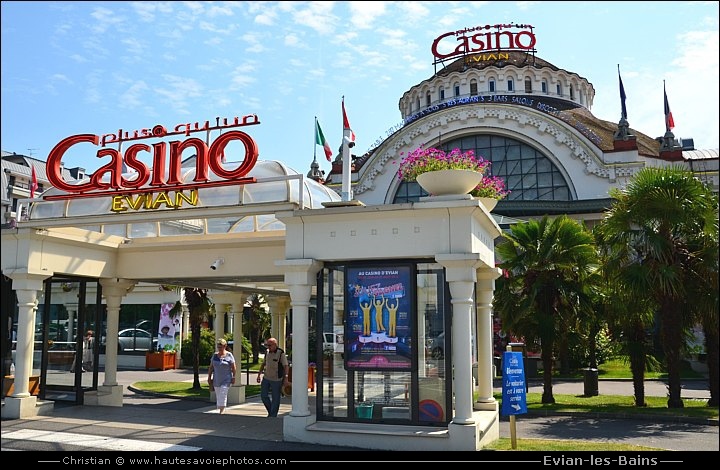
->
2, 23, 717, 451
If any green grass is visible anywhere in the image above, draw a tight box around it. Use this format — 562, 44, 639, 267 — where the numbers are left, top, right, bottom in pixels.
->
498, 392, 718, 420
595, 357, 704, 380
540, 357, 704, 380
133, 381, 261, 399
484, 438, 665, 451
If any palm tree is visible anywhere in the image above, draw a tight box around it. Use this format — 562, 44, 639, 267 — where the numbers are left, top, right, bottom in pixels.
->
495, 215, 599, 404
684, 224, 719, 407
183, 287, 212, 390
594, 227, 660, 407
246, 293, 271, 364
596, 165, 718, 408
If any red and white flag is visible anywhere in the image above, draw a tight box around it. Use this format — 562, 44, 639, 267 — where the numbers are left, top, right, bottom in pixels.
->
30, 166, 38, 198
664, 82, 675, 131
342, 98, 355, 146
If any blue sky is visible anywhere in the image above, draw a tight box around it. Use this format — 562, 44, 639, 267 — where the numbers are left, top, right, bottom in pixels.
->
2, 1, 718, 176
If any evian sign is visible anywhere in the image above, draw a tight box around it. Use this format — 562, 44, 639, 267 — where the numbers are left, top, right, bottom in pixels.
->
44, 115, 260, 201
431, 23, 536, 62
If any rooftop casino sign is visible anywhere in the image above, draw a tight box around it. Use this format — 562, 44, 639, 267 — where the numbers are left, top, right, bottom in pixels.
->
431, 23, 536, 63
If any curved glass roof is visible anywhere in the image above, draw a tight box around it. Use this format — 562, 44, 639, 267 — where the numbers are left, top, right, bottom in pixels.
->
29, 160, 341, 238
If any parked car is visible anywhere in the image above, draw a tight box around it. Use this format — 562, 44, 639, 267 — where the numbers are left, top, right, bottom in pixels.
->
115, 328, 156, 352
427, 332, 445, 359
323, 332, 344, 355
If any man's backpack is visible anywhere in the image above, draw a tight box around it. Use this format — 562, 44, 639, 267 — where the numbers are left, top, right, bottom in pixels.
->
277, 348, 286, 379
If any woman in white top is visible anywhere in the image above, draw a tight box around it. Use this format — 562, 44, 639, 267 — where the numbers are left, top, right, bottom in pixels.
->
207, 338, 236, 414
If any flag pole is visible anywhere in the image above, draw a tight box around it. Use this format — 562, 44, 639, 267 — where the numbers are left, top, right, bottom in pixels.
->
617, 64, 627, 120
313, 116, 318, 162
341, 96, 353, 201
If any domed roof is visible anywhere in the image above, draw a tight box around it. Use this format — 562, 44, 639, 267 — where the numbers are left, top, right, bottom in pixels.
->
436, 51, 564, 76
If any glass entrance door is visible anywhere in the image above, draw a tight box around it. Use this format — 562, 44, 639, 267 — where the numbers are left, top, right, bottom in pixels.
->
38, 278, 102, 403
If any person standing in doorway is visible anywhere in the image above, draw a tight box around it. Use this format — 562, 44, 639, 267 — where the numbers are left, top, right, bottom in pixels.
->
207, 338, 236, 414
81, 330, 95, 372
72, 330, 94, 373
256, 337, 289, 417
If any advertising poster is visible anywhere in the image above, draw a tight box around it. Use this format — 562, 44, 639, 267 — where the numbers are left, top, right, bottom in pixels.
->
345, 265, 412, 370
157, 303, 177, 350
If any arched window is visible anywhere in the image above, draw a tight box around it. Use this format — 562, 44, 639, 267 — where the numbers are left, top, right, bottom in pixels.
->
541, 80, 548, 93
507, 79, 514, 92
489, 79, 496, 93
426, 92, 431, 107
524, 78, 532, 93
470, 79, 478, 96
453, 83, 460, 97
439, 87, 445, 100
393, 134, 571, 203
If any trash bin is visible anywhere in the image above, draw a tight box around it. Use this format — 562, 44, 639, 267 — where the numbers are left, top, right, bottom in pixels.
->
356, 402, 374, 419
583, 368, 599, 396
524, 357, 539, 378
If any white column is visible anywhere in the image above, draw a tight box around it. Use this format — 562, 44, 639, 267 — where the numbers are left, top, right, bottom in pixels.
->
66, 304, 77, 342
99, 278, 136, 387
2, 274, 48, 419
475, 268, 501, 408
182, 305, 190, 342
268, 296, 291, 352
231, 295, 245, 358
214, 303, 227, 344
227, 307, 234, 333
211, 292, 247, 404
436, 254, 482, 425
12, 290, 39, 397
276, 259, 322, 418
231, 298, 245, 388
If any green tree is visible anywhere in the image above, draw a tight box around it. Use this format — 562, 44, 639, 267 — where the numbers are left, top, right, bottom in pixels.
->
594, 226, 660, 407
683, 217, 719, 407
596, 166, 718, 408
246, 293, 270, 364
183, 287, 212, 390
495, 215, 599, 404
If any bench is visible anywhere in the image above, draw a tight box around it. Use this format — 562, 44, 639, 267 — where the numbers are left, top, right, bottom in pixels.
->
3, 375, 40, 397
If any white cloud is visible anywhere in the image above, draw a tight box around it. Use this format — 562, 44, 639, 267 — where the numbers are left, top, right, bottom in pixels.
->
284, 34, 301, 47
89, 7, 125, 34
119, 80, 150, 110
292, 1, 338, 35
348, 1, 387, 30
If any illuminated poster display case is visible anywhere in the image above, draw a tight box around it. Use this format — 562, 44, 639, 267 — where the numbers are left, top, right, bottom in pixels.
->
344, 265, 413, 371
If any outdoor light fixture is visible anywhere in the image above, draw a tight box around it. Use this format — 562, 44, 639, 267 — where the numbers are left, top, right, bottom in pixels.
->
210, 258, 225, 270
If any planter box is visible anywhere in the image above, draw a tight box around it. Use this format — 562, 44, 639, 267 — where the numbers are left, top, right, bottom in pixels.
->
3, 375, 40, 397
323, 358, 333, 377
288, 366, 316, 392
145, 351, 176, 371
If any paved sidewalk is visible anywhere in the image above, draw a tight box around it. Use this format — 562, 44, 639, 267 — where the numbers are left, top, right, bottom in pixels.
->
2, 367, 716, 452
115, 366, 712, 399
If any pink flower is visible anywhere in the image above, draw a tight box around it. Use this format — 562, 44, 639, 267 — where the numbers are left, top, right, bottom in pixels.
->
398, 147, 508, 200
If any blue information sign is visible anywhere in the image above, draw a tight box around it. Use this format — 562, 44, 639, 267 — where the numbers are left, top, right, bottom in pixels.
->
501, 351, 528, 416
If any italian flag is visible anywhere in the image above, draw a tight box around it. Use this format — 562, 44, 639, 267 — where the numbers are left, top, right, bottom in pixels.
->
315, 120, 333, 161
